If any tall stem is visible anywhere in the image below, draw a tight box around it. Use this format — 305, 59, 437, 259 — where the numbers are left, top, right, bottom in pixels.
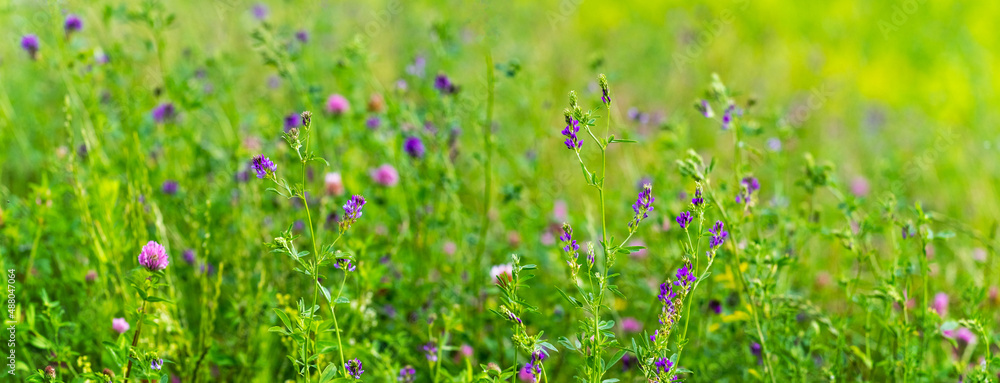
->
124, 300, 148, 382
301, 128, 322, 383
474, 51, 496, 267
330, 273, 348, 374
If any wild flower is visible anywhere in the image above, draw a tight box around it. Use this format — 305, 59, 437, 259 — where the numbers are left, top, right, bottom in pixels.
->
629, 183, 655, 229
284, 113, 302, 132
370, 164, 399, 187
404, 136, 426, 158
338, 195, 366, 232
736, 177, 760, 205
691, 188, 704, 207
138, 241, 169, 271
21, 34, 39, 59
251, 3, 268, 19
932, 292, 948, 317
673, 264, 696, 289
561, 118, 583, 150
182, 249, 195, 264
334, 259, 356, 272
64, 15, 83, 35
422, 342, 438, 361
151, 358, 163, 371
162, 180, 178, 195
295, 30, 309, 43
325, 94, 350, 115
344, 358, 364, 379
697, 99, 714, 118
325, 172, 345, 196
708, 221, 729, 252
490, 264, 514, 284
434, 74, 457, 94
398, 366, 416, 382
721, 104, 737, 130
621, 317, 642, 333
675, 212, 693, 229
250, 155, 277, 179
151, 103, 176, 123
365, 116, 381, 129
112, 318, 129, 334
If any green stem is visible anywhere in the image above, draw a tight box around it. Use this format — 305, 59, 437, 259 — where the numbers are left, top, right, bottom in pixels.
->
301, 128, 322, 383
330, 272, 348, 375
124, 300, 148, 383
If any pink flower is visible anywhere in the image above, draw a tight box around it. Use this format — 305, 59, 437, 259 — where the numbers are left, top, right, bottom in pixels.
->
620, 317, 642, 333
112, 318, 130, 334
324, 172, 344, 196
850, 176, 870, 197
553, 200, 568, 222
370, 164, 399, 187
460, 344, 473, 358
972, 247, 987, 262
932, 292, 949, 317
138, 241, 169, 271
443, 241, 457, 256
540, 231, 555, 246
489, 264, 513, 284
325, 94, 350, 115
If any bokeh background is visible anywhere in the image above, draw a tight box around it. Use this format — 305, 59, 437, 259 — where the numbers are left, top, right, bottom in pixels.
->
1, 0, 998, 381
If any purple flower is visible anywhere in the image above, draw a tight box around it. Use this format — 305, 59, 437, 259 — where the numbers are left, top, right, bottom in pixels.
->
325, 94, 350, 115
708, 221, 729, 251
339, 195, 366, 231
629, 183, 654, 228
523, 350, 546, 379
561, 119, 583, 150
932, 292, 948, 317
250, 155, 277, 179
295, 29, 309, 43
767, 137, 782, 151
434, 74, 457, 94
673, 264, 696, 289
422, 343, 438, 361
183, 249, 196, 264
366, 116, 381, 129
284, 112, 302, 132
151, 358, 163, 371
698, 99, 714, 118
398, 366, 416, 382
708, 299, 722, 314
675, 211, 693, 229
162, 180, 178, 195
721, 104, 736, 130
251, 3, 268, 19
21, 34, 39, 59
139, 241, 169, 271
658, 282, 675, 303
691, 188, 704, 207
404, 136, 426, 158
345, 358, 364, 379
736, 177, 760, 205
152, 103, 176, 123
64, 14, 83, 35
406, 55, 426, 77
654, 357, 673, 373
112, 318, 130, 334
370, 164, 399, 187
334, 259, 356, 272
85, 270, 97, 282
559, 224, 579, 255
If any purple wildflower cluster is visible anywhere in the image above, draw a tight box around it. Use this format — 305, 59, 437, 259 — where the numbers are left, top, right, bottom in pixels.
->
559, 223, 581, 276
250, 155, 277, 179
334, 259, 356, 272
422, 342, 438, 361
397, 366, 416, 382
561, 118, 583, 150
21, 35, 39, 60
344, 358, 364, 379
708, 221, 729, 254
404, 136, 425, 158
675, 211, 693, 230
339, 195, 366, 232
629, 184, 654, 229
65, 15, 83, 36
691, 188, 704, 207
138, 241, 169, 271
736, 177, 760, 205
152, 103, 176, 123
284, 112, 302, 132
523, 350, 546, 380
434, 74, 458, 94
151, 358, 163, 371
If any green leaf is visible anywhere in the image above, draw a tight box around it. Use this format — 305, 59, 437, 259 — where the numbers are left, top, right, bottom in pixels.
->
318, 283, 332, 303
272, 308, 293, 330
145, 296, 172, 303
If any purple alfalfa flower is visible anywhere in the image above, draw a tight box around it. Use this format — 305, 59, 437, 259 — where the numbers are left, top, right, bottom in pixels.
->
151, 102, 176, 123
657, 281, 675, 303
138, 240, 169, 271
162, 180, 178, 195
654, 356, 673, 374
708, 299, 722, 314
112, 317, 130, 334
151, 358, 163, 371
523, 350, 546, 378
698, 99, 714, 118
365, 116, 381, 129
766, 137, 782, 152
675, 211, 693, 230
691, 188, 704, 208
406, 55, 426, 77
334, 258, 356, 272
673, 264, 696, 289
251, 3, 268, 19
561, 119, 583, 150
422, 343, 438, 361
404, 136, 426, 158
434, 74, 457, 94
398, 366, 416, 382
559, 223, 579, 255
344, 358, 364, 379
708, 221, 729, 251
629, 183, 654, 228
183, 249, 196, 264
250, 154, 277, 179
64, 14, 83, 36
295, 29, 309, 43
21, 34, 40, 60
721, 104, 736, 130
736, 177, 760, 204
284, 112, 302, 132
901, 224, 912, 240
339, 195, 366, 231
